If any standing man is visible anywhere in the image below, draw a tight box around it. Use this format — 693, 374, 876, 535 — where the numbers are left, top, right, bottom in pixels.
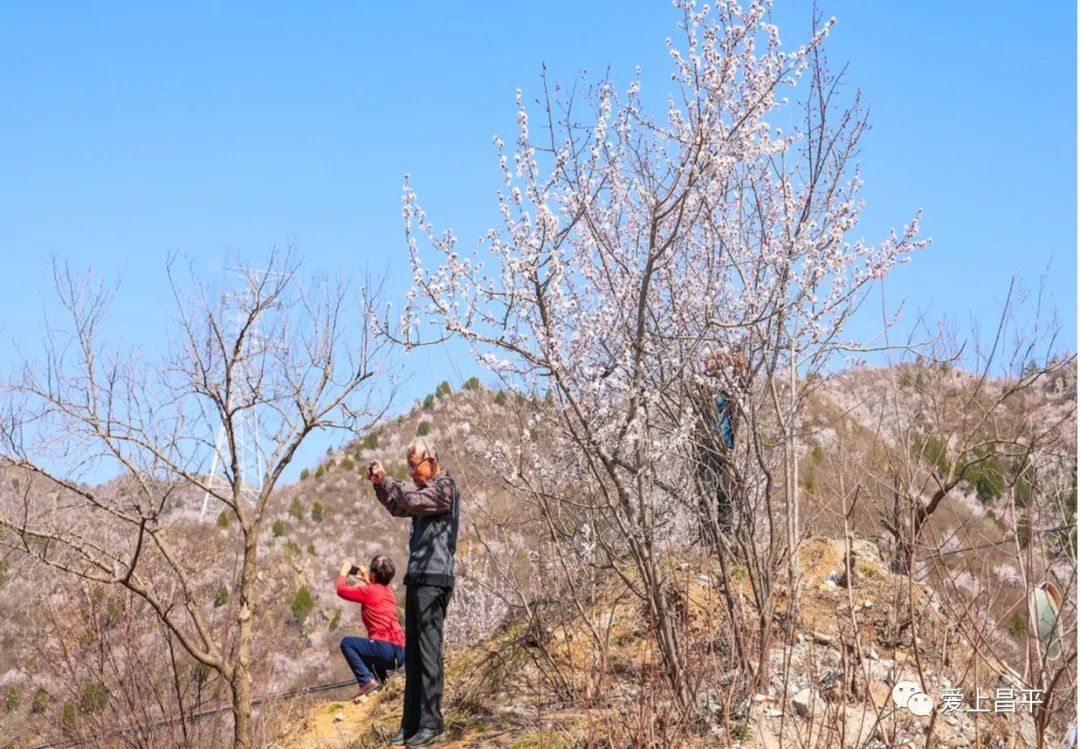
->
368, 437, 459, 747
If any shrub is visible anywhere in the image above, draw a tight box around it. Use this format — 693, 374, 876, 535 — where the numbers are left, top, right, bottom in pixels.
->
4, 686, 17, 712
417, 421, 431, 437
328, 609, 342, 632
855, 559, 878, 579
216, 510, 230, 529
0, 559, 8, 590
314, 465, 325, 479
307, 542, 316, 555
729, 722, 751, 742
300, 468, 311, 481
291, 586, 314, 622
80, 682, 108, 713
10, 478, 18, 492
289, 497, 304, 521
463, 376, 481, 391
1018, 516, 1031, 549
30, 688, 47, 714
435, 381, 452, 398
340, 456, 355, 472
272, 520, 285, 537
985, 509, 1007, 532
1008, 612, 1027, 638
311, 501, 325, 522
104, 600, 124, 627
214, 584, 229, 607
911, 432, 949, 477
965, 446, 1005, 504
61, 701, 76, 730
423, 394, 435, 409
361, 433, 379, 450
494, 391, 507, 407
284, 540, 301, 555
1013, 457, 1036, 508
810, 442, 824, 465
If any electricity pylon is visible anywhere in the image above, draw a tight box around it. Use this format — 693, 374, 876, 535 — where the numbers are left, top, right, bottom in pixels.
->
200, 266, 281, 521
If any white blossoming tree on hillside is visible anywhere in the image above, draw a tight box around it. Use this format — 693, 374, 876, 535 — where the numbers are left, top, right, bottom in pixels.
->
391, 0, 927, 720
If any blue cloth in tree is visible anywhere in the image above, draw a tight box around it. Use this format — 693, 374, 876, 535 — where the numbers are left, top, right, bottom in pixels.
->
712, 393, 735, 450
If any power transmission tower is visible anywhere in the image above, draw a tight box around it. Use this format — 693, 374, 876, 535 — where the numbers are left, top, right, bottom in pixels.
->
200, 266, 282, 521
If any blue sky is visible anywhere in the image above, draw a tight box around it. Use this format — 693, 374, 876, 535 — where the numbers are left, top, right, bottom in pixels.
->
0, 2, 1075, 483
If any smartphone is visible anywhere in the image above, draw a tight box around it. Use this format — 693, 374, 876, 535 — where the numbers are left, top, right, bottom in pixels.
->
349, 565, 361, 577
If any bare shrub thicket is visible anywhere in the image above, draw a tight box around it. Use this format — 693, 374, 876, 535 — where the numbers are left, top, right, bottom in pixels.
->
25, 584, 230, 748
0, 251, 395, 749
870, 291, 1077, 746
799, 281, 1077, 746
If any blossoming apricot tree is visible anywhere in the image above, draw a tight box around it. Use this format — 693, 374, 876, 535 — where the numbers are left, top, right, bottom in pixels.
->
392, 0, 927, 713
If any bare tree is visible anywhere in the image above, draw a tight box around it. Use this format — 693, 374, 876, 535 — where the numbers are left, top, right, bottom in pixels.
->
0, 250, 395, 749
877, 285, 1075, 577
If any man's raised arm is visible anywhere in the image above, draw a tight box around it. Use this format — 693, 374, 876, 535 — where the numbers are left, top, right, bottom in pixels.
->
374, 474, 453, 517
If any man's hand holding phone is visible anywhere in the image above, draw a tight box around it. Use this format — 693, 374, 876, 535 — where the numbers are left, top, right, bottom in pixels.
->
367, 460, 385, 485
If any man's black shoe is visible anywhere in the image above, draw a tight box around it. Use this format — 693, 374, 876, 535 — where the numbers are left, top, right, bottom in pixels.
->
405, 727, 444, 746
389, 727, 408, 746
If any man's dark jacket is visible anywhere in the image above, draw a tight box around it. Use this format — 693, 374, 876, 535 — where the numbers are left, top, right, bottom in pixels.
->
373, 469, 460, 588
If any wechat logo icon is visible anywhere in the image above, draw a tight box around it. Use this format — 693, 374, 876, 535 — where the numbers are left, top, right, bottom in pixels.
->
892, 680, 934, 717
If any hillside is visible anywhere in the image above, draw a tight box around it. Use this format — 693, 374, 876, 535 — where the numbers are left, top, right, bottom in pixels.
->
266, 537, 1048, 748
0, 364, 1074, 748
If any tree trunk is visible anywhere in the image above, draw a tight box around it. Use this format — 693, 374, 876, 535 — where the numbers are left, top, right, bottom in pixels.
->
231, 538, 258, 749
230, 667, 254, 749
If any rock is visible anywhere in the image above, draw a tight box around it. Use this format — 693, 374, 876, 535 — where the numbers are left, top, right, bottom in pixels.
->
765, 708, 783, 718
811, 630, 834, 645
1017, 712, 1038, 747
696, 688, 721, 715
862, 599, 873, 609
868, 658, 897, 681
753, 693, 769, 703
332, 710, 345, 723
944, 737, 970, 748
792, 688, 815, 717
819, 669, 843, 689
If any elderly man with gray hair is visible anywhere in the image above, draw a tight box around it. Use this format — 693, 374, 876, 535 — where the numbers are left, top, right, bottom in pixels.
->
368, 436, 460, 747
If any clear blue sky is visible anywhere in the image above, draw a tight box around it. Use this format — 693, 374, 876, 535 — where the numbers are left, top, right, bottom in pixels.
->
1, 2, 1075, 483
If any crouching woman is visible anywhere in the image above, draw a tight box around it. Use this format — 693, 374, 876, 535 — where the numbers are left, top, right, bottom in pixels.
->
337, 555, 406, 700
